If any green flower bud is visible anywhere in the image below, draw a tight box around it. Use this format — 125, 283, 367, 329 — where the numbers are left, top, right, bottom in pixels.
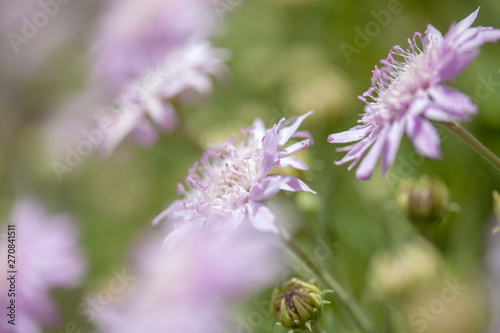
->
270, 278, 330, 332
396, 176, 449, 231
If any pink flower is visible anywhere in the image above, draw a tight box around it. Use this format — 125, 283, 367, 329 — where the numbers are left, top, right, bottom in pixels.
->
154, 112, 316, 244
328, 8, 500, 180
91, 0, 229, 155
99, 42, 230, 156
94, 226, 283, 333
0, 197, 86, 333
92, 0, 221, 92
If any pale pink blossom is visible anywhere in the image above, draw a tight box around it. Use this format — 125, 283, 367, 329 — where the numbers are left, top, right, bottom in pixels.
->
99, 42, 229, 156
91, 0, 229, 155
154, 112, 316, 244
0, 197, 86, 333
329, 8, 500, 180
94, 226, 283, 333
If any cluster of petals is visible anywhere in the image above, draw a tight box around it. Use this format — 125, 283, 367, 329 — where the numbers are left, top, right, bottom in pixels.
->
154, 112, 316, 244
91, 0, 229, 155
1, 197, 86, 333
328, 8, 500, 180
99, 42, 230, 155
94, 226, 283, 333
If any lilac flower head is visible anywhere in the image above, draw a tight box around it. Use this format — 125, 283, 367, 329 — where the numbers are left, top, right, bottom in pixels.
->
91, 0, 229, 155
154, 112, 316, 242
1, 197, 86, 333
328, 8, 500, 180
94, 226, 283, 333
99, 42, 230, 156
92, 0, 221, 91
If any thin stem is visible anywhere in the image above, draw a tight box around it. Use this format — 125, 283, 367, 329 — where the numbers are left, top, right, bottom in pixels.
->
437, 121, 500, 171
281, 236, 374, 333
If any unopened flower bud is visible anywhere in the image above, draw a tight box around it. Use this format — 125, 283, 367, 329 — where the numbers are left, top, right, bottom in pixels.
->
396, 176, 449, 231
270, 278, 330, 331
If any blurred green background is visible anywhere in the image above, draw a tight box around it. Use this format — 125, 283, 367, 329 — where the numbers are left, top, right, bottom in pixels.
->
1, 0, 499, 332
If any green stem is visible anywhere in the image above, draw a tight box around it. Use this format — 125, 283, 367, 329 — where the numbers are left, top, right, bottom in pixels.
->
282, 236, 374, 333
437, 121, 500, 171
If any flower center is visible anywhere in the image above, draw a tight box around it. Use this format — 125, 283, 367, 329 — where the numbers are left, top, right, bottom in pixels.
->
186, 142, 263, 212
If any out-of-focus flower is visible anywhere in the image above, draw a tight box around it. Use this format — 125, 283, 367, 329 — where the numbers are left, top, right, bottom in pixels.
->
367, 237, 441, 301
271, 278, 330, 331
396, 176, 449, 232
91, 0, 230, 155
92, 0, 221, 92
153, 112, 316, 245
328, 8, 500, 180
0, 197, 86, 333
99, 42, 230, 156
94, 225, 283, 333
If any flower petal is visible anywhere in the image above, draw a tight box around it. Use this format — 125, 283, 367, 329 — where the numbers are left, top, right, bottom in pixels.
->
279, 139, 311, 158
439, 9, 500, 80
269, 174, 316, 194
461, 27, 500, 50
425, 24, 444, 47
245, 202, 280, 234
153, 200, 183, 226
278, 111, 313, 147
251, 118, 267, 144
406, 117, 442, 159
145, 98, 178, 132
335, 135, 376, 168
291, 130, 314, 143
279, 156, 309, 170
328, 124, 371, 143
355, 127, 388, 180
428, 85, 477, 121
132, 119, 159, 147
259, 128, 280, 179
438, 49, 478, 81
382, 118, 406, 174
424, 107, 457, 122
249, 178, 282, 202
161, 223, 195, 253
453, 7, 480, 35
101, 111, 142, 157
250, 174, 316, 201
